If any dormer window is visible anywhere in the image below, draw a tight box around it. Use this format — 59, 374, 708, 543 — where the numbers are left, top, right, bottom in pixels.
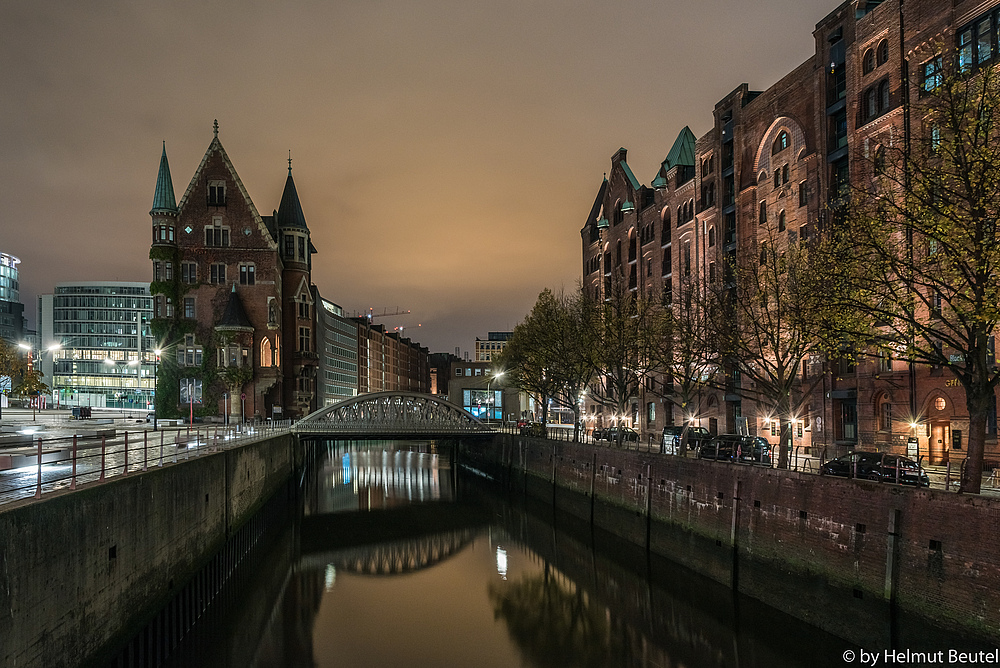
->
208, 180, 226, 206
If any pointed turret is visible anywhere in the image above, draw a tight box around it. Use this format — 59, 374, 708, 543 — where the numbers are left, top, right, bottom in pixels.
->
216, 284, 254, 332
150, 142, 177, 215
276, 159, 308, 231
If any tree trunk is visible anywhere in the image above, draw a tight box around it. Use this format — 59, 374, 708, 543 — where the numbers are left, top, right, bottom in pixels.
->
959, 390, 990, 494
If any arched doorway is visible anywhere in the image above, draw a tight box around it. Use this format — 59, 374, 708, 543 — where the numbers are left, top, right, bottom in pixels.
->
925, 393, 953, 465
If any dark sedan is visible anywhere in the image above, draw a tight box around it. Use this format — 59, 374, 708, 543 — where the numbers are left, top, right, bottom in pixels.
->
820, 452, 930, 487
699, 434, 772, 465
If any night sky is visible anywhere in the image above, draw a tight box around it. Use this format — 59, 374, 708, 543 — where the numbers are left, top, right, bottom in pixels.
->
2, 0, 835, 355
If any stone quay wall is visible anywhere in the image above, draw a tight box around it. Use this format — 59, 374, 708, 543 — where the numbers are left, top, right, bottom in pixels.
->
0, 432, 297, 668
467, 435, 1000, 642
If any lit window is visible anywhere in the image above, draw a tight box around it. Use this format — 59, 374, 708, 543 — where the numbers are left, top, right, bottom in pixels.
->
772, 130, 789, 154
922, 56, 942, 93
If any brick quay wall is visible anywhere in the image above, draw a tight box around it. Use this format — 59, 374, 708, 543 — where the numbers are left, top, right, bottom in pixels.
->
464, 435, 1000, 644
0, 433, 298, 668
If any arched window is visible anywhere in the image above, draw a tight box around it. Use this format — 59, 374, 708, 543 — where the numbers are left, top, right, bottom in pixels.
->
772, 130, 789, 154
877, 39, 889, 66
863, 49, 875, 74
759, 243, 768, 266
676, 206, 683, 227
873, 145, 886, 174
879, 79, 890, 112
866, 87, 878, 119
759, 201, 767, 224
878, 394, 892, 431
708, 226, 716, 247
261, 337, 272, 366
614, 200, 624, 226
778, 210, 786, 232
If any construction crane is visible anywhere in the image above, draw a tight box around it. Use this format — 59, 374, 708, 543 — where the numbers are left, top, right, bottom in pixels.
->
349, 307, 412, 322
393, 323, 421, 338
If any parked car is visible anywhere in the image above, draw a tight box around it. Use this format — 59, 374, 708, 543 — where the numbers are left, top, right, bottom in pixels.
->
820, 452, 930, 487
520, 422, 547, 437
598, 426, 639, 443
662, 425, 712, 452
699, 434, 772, 465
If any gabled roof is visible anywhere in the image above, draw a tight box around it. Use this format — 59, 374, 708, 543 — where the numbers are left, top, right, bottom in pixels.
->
150, 142, 177, 215
216, 284, 254, 331
663, 127, 697, 170
582, 177, 608, 232
276, 167, 308, 231
177, 121, 277, 251
614, 148, 642, 191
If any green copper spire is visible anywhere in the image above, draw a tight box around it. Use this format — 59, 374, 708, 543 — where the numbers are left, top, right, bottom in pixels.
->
151, 142, 178, 215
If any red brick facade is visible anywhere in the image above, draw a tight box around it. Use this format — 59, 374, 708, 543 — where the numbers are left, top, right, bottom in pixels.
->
582, 0, 1000, 464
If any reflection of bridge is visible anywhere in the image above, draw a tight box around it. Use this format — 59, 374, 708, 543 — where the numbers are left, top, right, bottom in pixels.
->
300, 503, 492, 575
302, 528, 478, 576
294, 391, 495, 438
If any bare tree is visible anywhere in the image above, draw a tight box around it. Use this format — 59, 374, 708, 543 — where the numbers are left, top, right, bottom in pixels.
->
706, 221, 830, 468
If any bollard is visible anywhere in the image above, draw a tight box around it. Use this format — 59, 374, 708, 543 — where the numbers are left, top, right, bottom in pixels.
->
70, 434, 78, 490
35, 437, 42, 499
945, 462, 952, 491
100, 435, 107, 480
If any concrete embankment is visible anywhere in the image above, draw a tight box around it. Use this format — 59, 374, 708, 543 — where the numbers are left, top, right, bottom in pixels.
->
0, 432, 297, 668
464, 434, 1000, 645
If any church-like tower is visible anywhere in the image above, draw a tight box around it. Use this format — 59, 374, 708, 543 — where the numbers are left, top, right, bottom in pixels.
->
275, 158, 318, 416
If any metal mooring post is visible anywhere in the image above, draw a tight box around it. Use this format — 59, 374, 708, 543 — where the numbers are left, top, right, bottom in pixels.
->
99, 435, 107, 481
730, 479, 742, 590
70, 434, 78, 490
884, 508, 901, 604
123, 431, 129, 476
34, 437, 42, 499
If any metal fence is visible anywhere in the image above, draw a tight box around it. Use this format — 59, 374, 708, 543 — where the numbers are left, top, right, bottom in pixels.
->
0, 421, 294, 506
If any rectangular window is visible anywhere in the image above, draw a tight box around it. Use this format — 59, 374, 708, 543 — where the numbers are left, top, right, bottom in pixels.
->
153, 262, 161, 282
773, 169, 780, 189
781, 164, 789, 184
959, 28, 973, 72
284, 235, 294, 258
164, 262, 173, 281
978, 17, 992, 63
181, 262, 197, 284
298, 236, 306, 260
239, 264, 255, 285
184, 297, 195, 319
165, 297, 173, 317
298, 302, 310, 319
180, 379, 203, 404
208, 181, 226, 206
683, 244, 691, 277
211, 263, 226, 284
798, 181, 808, 207
922, 56, 942, 93
647, 402, 655, 423
298, 327, 310, 352
455, 367, 462, 376
880, 352, 892, 372
205, 226, 230, 247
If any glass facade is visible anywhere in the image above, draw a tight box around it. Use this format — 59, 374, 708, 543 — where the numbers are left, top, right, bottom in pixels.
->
39, 282, 156, 410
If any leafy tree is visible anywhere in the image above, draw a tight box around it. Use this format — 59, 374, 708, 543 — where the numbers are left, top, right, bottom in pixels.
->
495, 289, 594, 440
705, 221, 830, 468
0, 339, 26, 419
585, 275, 671, 446
820, 64, 1000, 492
15, 366, 49, 420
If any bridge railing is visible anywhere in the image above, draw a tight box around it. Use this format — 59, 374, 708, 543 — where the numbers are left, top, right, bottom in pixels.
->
0, 420, 294, 506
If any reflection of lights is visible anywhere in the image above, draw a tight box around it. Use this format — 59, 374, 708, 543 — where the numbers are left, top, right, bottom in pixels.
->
325, 564, 337, 591
496, 546, 508, 580
342, 452, 351, 485
18, 428, 39, 435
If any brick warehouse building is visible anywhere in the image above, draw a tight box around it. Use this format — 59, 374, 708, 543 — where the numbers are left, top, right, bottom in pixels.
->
149, 123, 429, 420
582, 0, 1000, 464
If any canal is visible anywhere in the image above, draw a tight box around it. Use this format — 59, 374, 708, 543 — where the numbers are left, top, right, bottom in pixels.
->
118, 439, 975, 667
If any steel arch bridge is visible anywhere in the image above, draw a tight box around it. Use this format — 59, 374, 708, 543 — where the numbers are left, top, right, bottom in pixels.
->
294, 391, 495, 438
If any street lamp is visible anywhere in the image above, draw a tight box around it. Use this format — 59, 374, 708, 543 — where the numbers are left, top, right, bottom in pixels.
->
153, 349, 161, 431
486, 370, 505, 424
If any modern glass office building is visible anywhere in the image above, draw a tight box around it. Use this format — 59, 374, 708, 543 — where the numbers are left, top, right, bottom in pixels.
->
0, 252, 25, 343
37, 282, 156, 410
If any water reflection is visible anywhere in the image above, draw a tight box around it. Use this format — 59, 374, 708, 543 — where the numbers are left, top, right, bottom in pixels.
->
158, 440, 862, 668
304, 440, 452, 514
